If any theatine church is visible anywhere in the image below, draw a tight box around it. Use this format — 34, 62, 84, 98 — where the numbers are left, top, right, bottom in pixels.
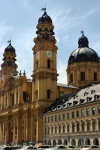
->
0, 8, 100, 147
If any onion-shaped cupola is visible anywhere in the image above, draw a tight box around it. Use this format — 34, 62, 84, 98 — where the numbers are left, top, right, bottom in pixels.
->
1, 40, 17, 69
34, 7, 56, 43
68, 31, 99, 65
38, 8, 52, 24
5, 42, 15, 53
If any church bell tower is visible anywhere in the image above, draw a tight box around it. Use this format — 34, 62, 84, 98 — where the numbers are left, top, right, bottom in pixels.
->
32, 8, 58, 107
32, 8, 58, 142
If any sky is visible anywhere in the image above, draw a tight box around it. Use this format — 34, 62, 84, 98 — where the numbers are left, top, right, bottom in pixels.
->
0, 0, 100, 84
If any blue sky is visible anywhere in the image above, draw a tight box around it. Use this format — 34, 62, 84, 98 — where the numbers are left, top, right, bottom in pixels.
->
0, 0, 100, 83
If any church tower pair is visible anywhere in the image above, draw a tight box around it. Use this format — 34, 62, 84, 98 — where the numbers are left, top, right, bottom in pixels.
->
0, 7, 100, 144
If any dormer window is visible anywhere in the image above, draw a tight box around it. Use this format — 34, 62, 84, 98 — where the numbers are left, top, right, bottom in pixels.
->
84, 92, 88, 96
87, 97, 92, 102
80, 99, 85, 104
91, 90, 95, 94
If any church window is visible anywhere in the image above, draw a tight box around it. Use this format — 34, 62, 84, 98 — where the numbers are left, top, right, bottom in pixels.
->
70, 74, 73, 82
94, 72, 97, 81
81, 72, 85, 81
47, 59, 50, 68
47, 89, 50, 99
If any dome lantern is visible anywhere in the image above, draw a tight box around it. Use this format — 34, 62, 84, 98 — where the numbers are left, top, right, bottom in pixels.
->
78, 31, 89, 48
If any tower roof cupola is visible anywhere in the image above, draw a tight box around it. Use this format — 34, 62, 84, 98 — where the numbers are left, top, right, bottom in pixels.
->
38, 8, 52, 24
1, 40, 17, 69
78, 31, 89, 48
5, 40, 15, 53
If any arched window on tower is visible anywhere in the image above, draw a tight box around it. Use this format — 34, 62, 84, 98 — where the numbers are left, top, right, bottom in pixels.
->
47, 59, 50, 68
47, 89, 50, 99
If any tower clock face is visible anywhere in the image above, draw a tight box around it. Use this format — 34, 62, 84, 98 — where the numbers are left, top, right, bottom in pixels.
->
46, 51, 52, 57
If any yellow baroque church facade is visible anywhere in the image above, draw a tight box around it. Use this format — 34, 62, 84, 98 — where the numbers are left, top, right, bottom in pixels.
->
0, 8, 100, 147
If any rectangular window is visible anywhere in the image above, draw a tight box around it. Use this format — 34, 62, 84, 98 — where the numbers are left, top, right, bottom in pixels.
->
98, 106, 100, 114
55, 126, 57, 134
67, 125, 70, 133
67, 113, 69, 119
45, 117, 46, 123
62, 114, 65, 120
77, 124, 80, 132
55, 115, 57, 121
81, 109, 84, 117
81, 72, 85, 81
48, 127, 50, 134
92, 122, 96, 131
63, 125, 65, 133
98, 121, 100, 130
92, 107, 96, 115
58, 114, 61, 120
72, 124, 75, 132
87, 122, 90, 131
76, 111, 79, 118
72, 112, 74, 118
51, 127, 53, 134
86, 108, 90, 116
51, 116, 53, 122
48, 117, 50, 122
59, 126, 61, 133
82, 123, 84, 132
